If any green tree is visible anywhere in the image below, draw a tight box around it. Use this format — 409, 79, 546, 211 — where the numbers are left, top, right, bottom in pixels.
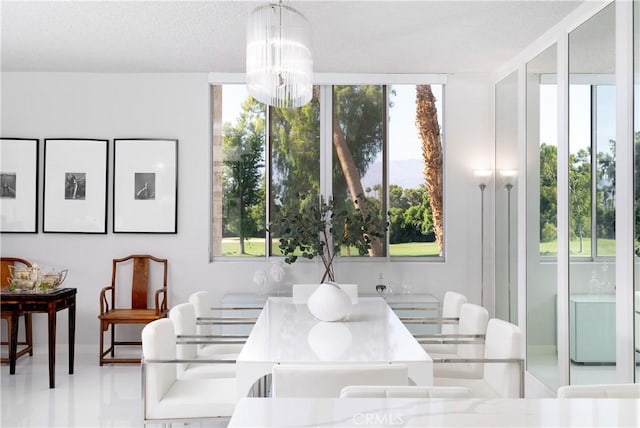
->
270, 91, 321, 217
388, 185, 434, 243
569, 148, 592, 253
270, 85, 386, 256
539, 143, 558, 242
222, 97, 265, 254
596, 139, 615, 240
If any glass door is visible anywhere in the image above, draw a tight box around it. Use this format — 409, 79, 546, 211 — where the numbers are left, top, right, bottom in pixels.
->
526, 44, 559, 390
634, 0, 640, 383
495, 71, 519, 323
568, 2, 616, 385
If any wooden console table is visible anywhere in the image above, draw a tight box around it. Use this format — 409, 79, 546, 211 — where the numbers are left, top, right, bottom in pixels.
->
0, 287, 76, 388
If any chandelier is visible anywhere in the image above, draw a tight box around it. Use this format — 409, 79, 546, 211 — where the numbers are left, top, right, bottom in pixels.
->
246, 2, 313, 108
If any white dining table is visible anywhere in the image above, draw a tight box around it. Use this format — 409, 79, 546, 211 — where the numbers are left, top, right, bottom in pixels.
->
235, 296, 432, 398
228, 397, 640, 427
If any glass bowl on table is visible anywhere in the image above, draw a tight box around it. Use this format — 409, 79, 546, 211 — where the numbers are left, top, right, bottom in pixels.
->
8, 265, 40, 292
38, 269, 68, 292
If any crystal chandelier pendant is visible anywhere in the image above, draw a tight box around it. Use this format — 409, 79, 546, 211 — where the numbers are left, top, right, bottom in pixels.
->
246, 2, 313, 108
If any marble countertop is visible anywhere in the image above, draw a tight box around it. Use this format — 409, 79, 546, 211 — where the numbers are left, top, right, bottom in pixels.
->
228, 397, 640, 427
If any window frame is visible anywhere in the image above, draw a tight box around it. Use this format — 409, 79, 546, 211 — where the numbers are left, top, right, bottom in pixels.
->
208, 73, 448, 262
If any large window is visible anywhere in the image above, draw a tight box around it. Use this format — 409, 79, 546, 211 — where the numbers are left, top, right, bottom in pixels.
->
211, 82, 445, 260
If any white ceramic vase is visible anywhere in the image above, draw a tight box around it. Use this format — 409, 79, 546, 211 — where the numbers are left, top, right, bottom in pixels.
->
307, 282, 352, 322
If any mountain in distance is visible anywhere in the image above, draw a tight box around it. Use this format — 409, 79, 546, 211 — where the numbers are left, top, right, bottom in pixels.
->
361, 159, 425, 190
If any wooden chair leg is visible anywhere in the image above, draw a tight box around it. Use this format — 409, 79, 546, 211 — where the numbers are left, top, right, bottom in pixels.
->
99, 321, 105, 366
25, 314, 33, 356
6, 316, 15, 372
110, 324, 115, 357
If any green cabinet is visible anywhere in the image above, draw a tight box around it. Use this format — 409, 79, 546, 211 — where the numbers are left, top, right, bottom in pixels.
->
569, 294, 616, 364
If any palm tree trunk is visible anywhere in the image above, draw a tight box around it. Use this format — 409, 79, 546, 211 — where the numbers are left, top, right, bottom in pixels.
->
416, 85, 444, 256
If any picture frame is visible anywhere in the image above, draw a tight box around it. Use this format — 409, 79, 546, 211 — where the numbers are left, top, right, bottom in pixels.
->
113, 139, 178, 233
0, 138, 39, 233
43, 138, 108, 233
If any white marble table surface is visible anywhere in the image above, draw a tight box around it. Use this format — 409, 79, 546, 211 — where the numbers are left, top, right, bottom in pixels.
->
228, 397, 640, 427
236, 297, 432, 397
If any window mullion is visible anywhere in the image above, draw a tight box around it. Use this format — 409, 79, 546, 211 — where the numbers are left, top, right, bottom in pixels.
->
382, 85, 389, 260
265, 105, 272, 258
590, 85, 597, 259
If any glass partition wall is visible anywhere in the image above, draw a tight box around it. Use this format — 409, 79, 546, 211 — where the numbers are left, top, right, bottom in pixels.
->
516, 0, 638, 390
568, 2, 616, 384
634, 0, 639, 383
526, 44, 559, 390
495, 71, 519, 324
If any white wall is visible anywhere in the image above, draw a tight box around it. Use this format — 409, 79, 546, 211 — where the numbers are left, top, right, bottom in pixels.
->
1, 72, 493, 346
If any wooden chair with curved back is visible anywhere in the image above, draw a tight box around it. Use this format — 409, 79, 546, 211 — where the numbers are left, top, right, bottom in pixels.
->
0, 257, 34, 363
99, 255, 168, 365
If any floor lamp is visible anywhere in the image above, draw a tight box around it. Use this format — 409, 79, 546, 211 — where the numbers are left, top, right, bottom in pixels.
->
473, 169, 492, 307
500, 169, 517, 322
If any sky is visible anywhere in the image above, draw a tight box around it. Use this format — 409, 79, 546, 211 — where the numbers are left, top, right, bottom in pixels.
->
540, 83, 617, 155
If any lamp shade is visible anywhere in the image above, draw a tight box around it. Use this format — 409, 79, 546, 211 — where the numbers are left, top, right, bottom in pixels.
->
246, 3, 313, 108
500, 169, 518, 186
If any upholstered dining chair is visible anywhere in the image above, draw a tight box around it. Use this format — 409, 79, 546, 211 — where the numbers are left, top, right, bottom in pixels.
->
433, 318, 524, 398
339, 385, 471, 398
635, 291, 640, 352
188, 291, 249, 358
431, 291, 467, 353
98, 254, 168, 365
271, 364, 408, 398
417, 303, 489, 379
0, 257, 34, 364
557, 383, 640, 398
141, 318, 237, 426
169, 302, 243, 379
400, 291, 467, 355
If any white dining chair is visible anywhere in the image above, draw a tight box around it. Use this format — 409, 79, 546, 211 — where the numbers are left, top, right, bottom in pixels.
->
635, 291, 640, 352
188, 291, 248, 357
271, 364, 408, 398
339, 385, 471, 398
430, 291, 467, 352
557, 383, 640, 398
292, 283, 358, 304
169, 302, 240, 379
402, 291, 467, 354
141, 318, 237, 426
433, 318, 524, 398
419, 303, 489, 379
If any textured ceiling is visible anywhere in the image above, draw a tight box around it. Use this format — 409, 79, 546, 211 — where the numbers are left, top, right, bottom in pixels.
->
1, 1, 583, 73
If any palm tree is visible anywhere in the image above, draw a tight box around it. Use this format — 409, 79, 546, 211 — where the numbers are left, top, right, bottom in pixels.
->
416, 85, 444, 256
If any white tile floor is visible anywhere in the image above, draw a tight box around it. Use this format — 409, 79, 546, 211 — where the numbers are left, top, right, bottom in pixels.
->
0, 346, 230, 428
527, 346, 640, 392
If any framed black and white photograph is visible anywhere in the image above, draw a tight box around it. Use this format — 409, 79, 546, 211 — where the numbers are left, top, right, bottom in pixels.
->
0, 138, 39, 233
113, 139, 178, 233
43, 139, 108, 233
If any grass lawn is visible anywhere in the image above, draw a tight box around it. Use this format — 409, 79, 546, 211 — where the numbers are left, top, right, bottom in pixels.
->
388, 242, 441, 257
539, 238, 615, 257
221, 237, 269, 256
220, 237, 441, 257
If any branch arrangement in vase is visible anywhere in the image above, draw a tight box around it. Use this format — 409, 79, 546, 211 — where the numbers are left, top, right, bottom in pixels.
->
269, 194, 388, 283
